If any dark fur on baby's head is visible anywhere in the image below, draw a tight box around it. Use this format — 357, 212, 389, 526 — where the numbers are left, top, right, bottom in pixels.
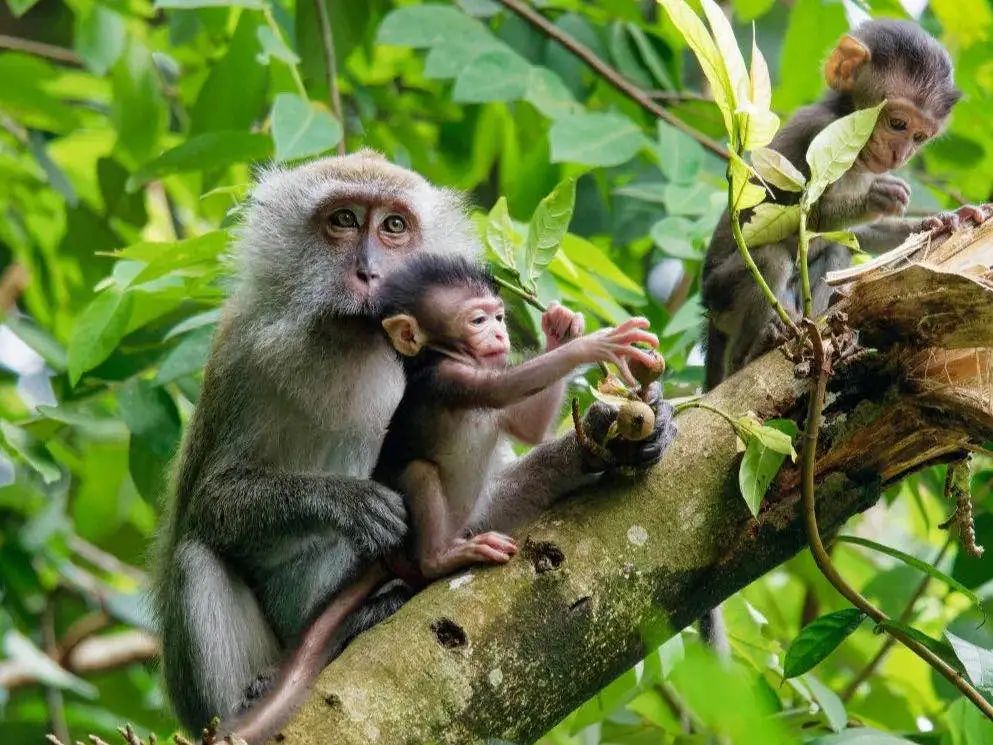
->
377, 254, 499, 320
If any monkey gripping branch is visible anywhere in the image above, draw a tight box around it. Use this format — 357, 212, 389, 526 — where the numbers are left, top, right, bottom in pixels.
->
268, 220, 993, 744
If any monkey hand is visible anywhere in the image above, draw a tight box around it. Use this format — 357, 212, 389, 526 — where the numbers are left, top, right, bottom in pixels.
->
346, 481, 409, 559
865, 175, 910, 218
542, 301, 585, 350
920, 203, 993, 234
579, 383, 677, 473
574, 318, 660, 386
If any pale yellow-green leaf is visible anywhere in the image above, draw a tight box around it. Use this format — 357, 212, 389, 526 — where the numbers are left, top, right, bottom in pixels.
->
730, 154, 766, 211
738, 108, 779, 151
805, 102, 884, 205
657, 0, 735, 135
751, 147, 806, 192
741, 203, 801, 246
700, 0, 747, 104
485, 196, 519, 271
817, 230, 862, 252
748, 25, 771, 110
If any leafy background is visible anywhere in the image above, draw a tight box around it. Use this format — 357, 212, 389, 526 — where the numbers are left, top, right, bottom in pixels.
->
0, 0, 991, 743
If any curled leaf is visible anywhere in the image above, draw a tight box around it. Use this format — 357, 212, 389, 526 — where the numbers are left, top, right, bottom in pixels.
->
751, 147, 806, 192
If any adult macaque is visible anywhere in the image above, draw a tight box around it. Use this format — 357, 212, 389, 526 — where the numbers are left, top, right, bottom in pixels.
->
153, 150, 675, 738
375, 254, 664, 578
702, 19, 991, 389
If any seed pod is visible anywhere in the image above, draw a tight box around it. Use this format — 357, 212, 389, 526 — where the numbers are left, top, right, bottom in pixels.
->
630, 351, 666, 390
614, 400, 655, 441
597, 374, 632, 399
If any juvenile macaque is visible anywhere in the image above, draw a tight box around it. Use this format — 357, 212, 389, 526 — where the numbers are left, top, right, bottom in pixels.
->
702, 20, 991, 389
374, 254, 661, 578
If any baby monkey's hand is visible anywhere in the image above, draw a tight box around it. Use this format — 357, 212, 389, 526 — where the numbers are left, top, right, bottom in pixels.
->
572, 317, 659, 386
542, 301, 585, 350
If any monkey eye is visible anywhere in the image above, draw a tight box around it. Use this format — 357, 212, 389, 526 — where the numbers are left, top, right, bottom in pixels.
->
471, 315, 487, 326
495, 313, 504, 323
382, 215, 407, 234
889, 118, 908, 131
329, 209, 358, 229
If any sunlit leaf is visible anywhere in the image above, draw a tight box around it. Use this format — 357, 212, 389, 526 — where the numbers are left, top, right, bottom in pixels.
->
946, 631, 993, 693
454, 48, 531, 103
738, 419, 797, 516
485, 197, 519, 271
783, 608, 866, 678
271, 94, 342, 162
256, 25, 301, 65
803, 674, 847, 734
751, 147, 806, 192
525, 177, 577, 286
876, 620, 964, 674
730, 155, 766, 211
549, 113, 647, 167
817, 231, 861, 252
741, 203, 800, 246
805, 103, 885, 206
748, 26, 771, 110
67, 289, 134, 385
700, 0, 748, 103
129, 132, 272, 189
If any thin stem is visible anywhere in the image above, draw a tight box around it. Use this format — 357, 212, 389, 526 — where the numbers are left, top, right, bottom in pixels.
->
798, 208, 812, 319
261, 6, 309, 100
0, 35, 82, 65
313, 0, 346, 154
799, 319, 993, 722
676, 399, 737, 429
647, 89, 713, 103
493, 0, 729, 161
841, 537, 953, 701
492, 275, 547, 312
727, 175, 800, 336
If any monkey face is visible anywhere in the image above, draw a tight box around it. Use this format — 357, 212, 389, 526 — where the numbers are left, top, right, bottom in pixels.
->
317, 198, 422, 305
860, 98, 943, 173
457, 295, 510, 368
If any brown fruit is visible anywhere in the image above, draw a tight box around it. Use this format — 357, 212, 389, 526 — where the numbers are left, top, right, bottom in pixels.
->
630, 351, 666, 389
614, 400, 655, 441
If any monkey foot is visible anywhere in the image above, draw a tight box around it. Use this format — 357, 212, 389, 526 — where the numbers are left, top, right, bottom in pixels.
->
922, 203, 993, 234
421, 533, 518, 578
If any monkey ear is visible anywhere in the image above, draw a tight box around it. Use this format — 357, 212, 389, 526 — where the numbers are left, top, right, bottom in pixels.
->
825, 34, 871, 91
382, 315, 426, 357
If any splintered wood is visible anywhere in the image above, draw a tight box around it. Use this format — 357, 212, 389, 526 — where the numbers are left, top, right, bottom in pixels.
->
830, 219, 993, 430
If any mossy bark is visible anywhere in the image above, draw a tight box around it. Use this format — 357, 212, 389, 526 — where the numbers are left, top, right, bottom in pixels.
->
278, 251, 993, 745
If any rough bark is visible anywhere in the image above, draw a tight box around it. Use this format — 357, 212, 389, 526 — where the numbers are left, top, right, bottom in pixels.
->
277, 227, 993, 745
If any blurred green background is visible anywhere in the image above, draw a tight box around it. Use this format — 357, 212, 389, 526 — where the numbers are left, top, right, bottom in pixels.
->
0, 0, 991, 742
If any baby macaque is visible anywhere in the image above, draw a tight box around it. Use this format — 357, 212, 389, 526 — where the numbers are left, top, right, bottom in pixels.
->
374, 254, 659, 578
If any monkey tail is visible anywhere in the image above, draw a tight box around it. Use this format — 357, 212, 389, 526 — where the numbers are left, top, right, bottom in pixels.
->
221, 563, 391, 745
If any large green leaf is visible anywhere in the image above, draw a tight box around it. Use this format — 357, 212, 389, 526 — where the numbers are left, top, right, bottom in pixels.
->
129, 132, 272, 188
741, 203, 800, 246
118, 379, 181, 502
74, 4, 127, 76
807, 729, 920, 745
67, 289, 134, 385
946, 631, 993, 693
549, 113, 647, 167
836, 535, 985, 615
156, 326, 214, 384
738, 418, 797, 517
453, 49, 531, 103
524, 177, 577, 286
271, 94, 342, 162
805, 103, 884, 206
783, 608, 866, 678
376, 4, 482, 47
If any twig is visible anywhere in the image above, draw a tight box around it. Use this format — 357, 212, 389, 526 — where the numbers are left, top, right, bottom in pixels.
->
799, 318, 993, 722
43, 603, 70, 745
493, 0, 729, 160
648, 89, 713, 103
69, 536, 147, 583
0, 34, 82, 65
841, 537, 953, 701
313, 0, 346, 154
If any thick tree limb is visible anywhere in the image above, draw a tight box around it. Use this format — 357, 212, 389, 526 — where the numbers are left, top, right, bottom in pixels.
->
271, 228, 993, 744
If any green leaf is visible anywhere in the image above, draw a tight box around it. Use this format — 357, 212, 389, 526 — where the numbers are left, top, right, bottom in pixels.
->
747, 25, 771, 110
549, 113, 647, 167
523, 67, 581, 119
730, 153, 765, 211
731, 0, 776, 21
741, 203, 800, 246
3, 630, 97, 697
807, 729, 920, 745
817, 231, 861, 252
155, 0, 264, 6
524, 177, 577, 286
156, 326, 214, 384
560, 234, 645, 297
111, 41, 168, 167
129, 132, 273, 188
271, 94, 342, 162
700, 0, 748, 104
662, 294, 704, 337
805, 103, 885, 205
836, 535, 985, 615
256, 25, 301, 65
783, 608, 866, 678
657, 121, 705, 184
946, 631, 993, 693
876, 620, 964, 673
651, 217, 701, 260
803, 674, 847, 734
738, 419, 797, 517
118, 378, 181, 502
739, 108, 780, 152
751, 147, 806, 192
453, 49, 531, 103
657, 0, 735, 134
376, 5, 481, 48
74, 4, 127, 76
6, 315, 67, 371
7, 0, 42, 16
67, 289, 134, 385
113, 230, 228, 286
0, 422, 60, 484
484, 197, 520, 272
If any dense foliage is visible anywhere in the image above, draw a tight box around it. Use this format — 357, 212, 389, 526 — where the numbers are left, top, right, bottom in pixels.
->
0, 0, 991, 743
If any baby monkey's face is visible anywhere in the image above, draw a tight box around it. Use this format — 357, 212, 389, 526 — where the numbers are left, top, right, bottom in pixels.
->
454, 294, 510, 368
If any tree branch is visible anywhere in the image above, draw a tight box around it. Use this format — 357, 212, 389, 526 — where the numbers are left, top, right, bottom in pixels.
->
493, 0, 730, 160
0, 35, 82, 66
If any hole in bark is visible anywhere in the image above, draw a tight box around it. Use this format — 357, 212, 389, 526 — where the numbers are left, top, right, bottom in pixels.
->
324, 693, 342, 710
569, 596, 591, 614
272, 734, 285, 742
524, 538, 565, 573
431, 617, 467, 649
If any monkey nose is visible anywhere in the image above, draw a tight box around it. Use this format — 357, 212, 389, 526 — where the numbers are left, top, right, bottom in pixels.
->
356, 268, 381, 285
